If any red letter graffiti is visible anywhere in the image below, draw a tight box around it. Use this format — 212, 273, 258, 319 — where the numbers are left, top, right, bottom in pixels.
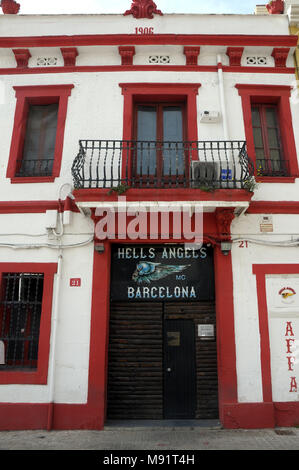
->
289, 377, 298, 393
285, 321, 295, 337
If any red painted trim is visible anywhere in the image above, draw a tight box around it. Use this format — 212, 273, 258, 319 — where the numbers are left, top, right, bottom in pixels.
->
0, 34, 296, 48
222, 402, 275, 429
6, 84, 74, 182
248, 201, 299, 214
73, 187, 253, 203
0, 263, 57, 385
271, 47, 290, 68
0, 65, 295, 76
236, 84, 299, 179
255, 176, 296, 183
10, 176, 56, 184
253, 264, 299, 405
118, 46, 135, 66
12, 49, 31, 68
60, 47, 79, 67
222, 66, 295, 75
0, 198, 79, 214
214, 247, 238, 423
183, 47, 201, 66
87, 241, 112, 429
226, 47, 244, 66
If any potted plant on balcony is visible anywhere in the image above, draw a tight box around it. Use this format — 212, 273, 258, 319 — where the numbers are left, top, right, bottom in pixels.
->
1, 0, 20, 14
266, 0, 284, 14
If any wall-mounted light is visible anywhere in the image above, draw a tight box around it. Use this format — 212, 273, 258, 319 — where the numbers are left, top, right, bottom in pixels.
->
94, 243, 105, 254
221, 241, 232, 256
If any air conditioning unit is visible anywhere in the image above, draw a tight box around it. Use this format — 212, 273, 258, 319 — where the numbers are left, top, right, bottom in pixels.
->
190, 161, 220, 188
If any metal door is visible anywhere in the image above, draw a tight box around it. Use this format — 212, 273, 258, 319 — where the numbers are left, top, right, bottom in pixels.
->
163, 319, 196, 419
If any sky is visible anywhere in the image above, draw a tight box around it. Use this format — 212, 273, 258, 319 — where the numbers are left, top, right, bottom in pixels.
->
0, 0, 263, 15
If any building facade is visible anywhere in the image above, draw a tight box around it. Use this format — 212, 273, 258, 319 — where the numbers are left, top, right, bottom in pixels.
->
0, 0, 299, 430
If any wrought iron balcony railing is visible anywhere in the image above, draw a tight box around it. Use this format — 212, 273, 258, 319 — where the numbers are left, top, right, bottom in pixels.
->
71, 140, 254, 190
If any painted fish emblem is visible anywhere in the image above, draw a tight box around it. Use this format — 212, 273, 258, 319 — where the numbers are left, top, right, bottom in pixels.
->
132, 261, 190, 284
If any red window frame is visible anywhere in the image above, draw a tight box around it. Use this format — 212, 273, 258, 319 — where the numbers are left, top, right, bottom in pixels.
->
251, 103, 285, 176
7, 85, 74, 184
0, 263, 57, 384
119, 83, 201, 183
236, 84, 299, 182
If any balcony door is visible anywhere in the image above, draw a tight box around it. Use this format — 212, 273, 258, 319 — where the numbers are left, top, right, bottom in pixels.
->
133, 103, 187, 185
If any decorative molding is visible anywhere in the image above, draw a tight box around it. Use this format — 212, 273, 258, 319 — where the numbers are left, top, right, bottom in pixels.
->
215, 208, 235, 240
226, 47, 244, 66
1, 0, 20, 14
0, 34, 296, 49
149, 55, 170, 64
271, 47, 290, 67
246, 56, 268, 66
266, 0, 284, 14
119, 46, 135, 65
183, 47, 201, 66
60, 47, 78, 67
12, 49, 31, 68
124, 0, 163, 19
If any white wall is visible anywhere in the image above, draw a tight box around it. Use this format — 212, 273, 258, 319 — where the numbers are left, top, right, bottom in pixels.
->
0, 211, 94, 404
232, 214, 299, 403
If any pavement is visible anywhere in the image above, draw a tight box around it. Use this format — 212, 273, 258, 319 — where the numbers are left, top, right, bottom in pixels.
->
0, 420, 299, 452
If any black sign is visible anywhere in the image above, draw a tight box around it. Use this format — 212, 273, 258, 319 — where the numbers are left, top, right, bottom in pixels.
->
110, 245, 215, 302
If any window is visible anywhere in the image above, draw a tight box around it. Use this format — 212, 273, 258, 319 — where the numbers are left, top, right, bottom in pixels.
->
7, 85, 74, 183
251, 104, 286, 176
236, 84, 299, 181
119, 83, 201, 186
0, 263, 57, 384
134, 103, 186, 182
0, 273, 44, 369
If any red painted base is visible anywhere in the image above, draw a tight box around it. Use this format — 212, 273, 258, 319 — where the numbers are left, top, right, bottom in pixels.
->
1, 401, 299, 430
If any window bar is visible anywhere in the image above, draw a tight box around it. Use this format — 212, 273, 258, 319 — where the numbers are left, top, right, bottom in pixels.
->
223, 141, 229, 189
96, 141, 102, 189
146, 142, 151, 188
1, 274, 12, 364
28, 274, 42, 366
20, 273, 31, 367
10, 274, 23, 366
116, 141, 122, 187
110, 141, 116, 188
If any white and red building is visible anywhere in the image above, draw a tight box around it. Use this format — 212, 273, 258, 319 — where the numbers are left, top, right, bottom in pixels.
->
0, 0, 299, 430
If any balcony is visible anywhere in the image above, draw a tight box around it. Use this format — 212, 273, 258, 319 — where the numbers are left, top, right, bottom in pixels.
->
71, 140, 254, 192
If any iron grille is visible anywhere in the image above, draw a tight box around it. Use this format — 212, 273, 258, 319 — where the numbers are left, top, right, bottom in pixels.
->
0, 273, 44, 369
71, 140, 254, 190
15, 159, 54, 178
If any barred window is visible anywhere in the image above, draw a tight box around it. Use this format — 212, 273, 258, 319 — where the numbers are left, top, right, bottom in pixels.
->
0, 273, 44, 370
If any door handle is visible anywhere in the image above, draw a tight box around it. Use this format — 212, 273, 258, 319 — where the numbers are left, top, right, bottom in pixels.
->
167, 368, 171, 372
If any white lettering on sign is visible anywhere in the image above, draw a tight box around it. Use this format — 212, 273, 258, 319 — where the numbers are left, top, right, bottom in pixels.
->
127, 285, 196, 299
70, 278, 81, 287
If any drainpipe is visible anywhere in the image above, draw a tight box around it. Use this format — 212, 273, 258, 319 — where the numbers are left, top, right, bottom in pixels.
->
217, 54, 229, 140
47, 249, 63, 431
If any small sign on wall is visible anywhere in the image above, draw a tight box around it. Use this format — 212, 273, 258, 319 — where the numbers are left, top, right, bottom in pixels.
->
260, 215, 273, 233
198, 324, 214, 338
70, 278, 81, 287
